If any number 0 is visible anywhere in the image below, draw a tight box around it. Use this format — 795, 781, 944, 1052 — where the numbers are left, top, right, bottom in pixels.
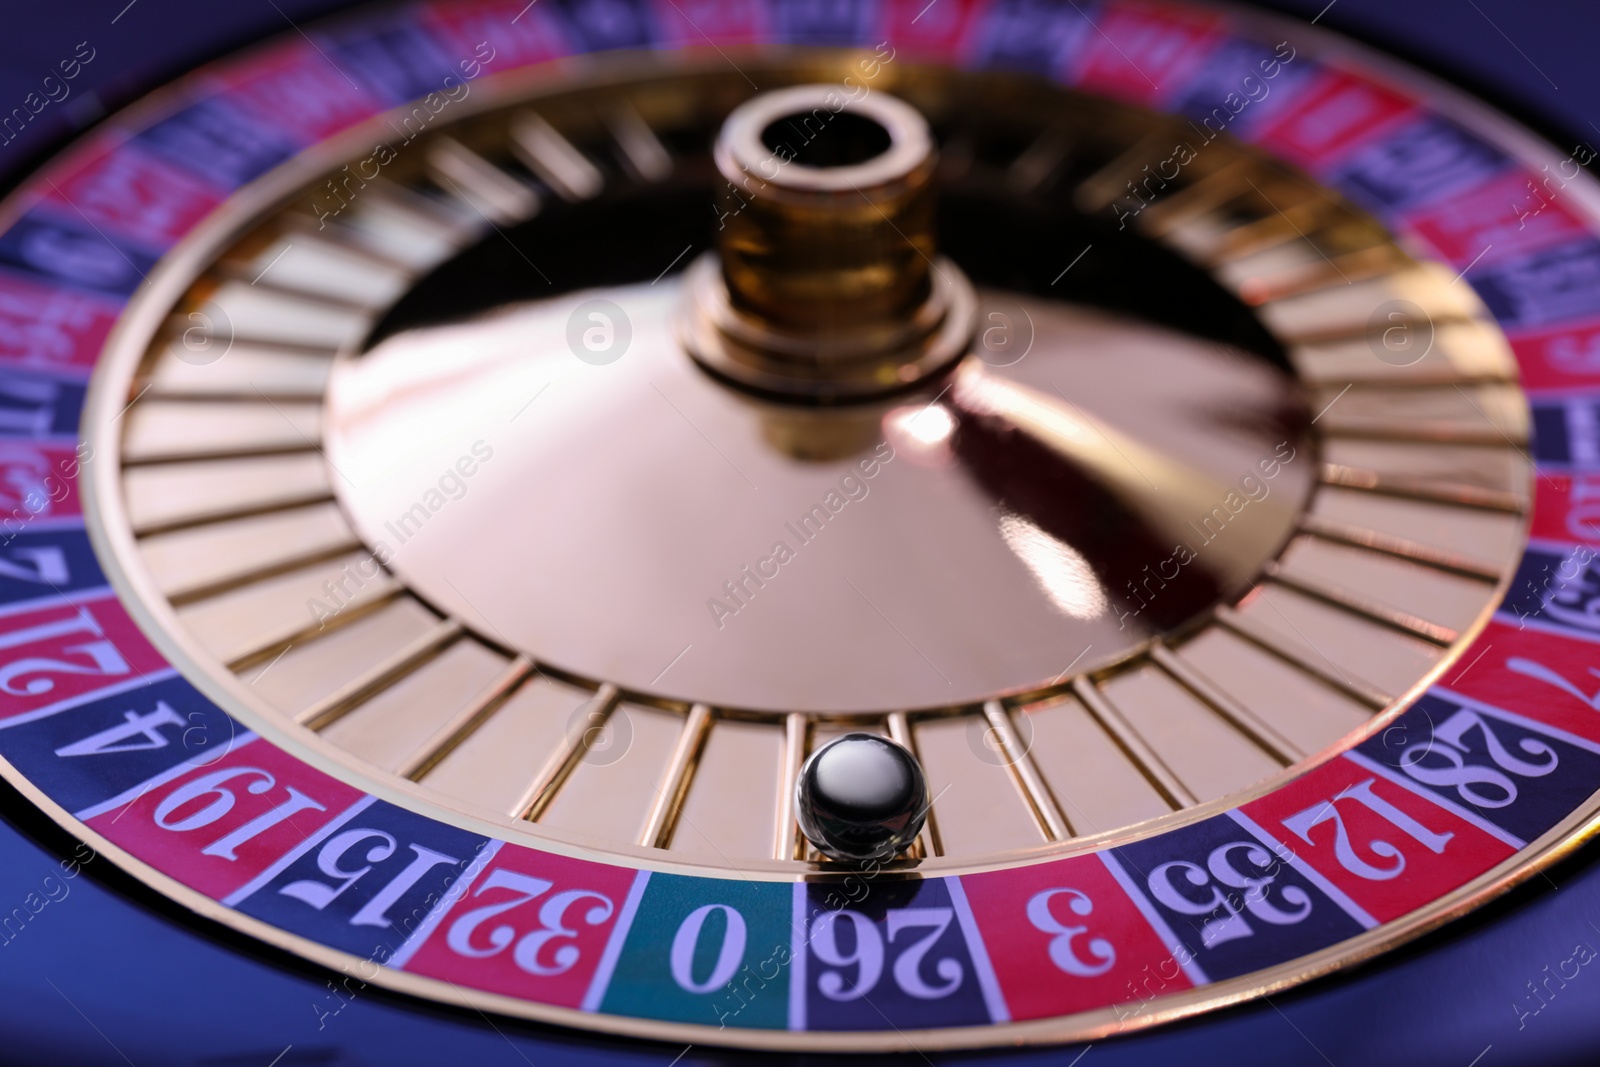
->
669, 903, 746, 994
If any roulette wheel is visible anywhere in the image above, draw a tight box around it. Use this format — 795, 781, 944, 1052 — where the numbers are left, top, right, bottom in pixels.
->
4, 0, 1600, 1063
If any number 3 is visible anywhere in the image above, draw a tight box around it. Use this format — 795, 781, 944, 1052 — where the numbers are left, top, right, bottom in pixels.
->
1026, 888, 1116, 977
446, 869, 614, 976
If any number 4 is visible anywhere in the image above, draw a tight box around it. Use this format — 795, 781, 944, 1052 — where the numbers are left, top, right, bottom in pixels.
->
55, 702, 184, 757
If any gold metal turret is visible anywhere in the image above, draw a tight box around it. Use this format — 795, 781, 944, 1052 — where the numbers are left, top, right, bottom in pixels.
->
680, 84, 977, 402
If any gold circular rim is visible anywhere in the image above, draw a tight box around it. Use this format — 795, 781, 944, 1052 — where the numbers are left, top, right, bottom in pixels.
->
77, 47, 1529, 879
718, 81, 934, 194
0, 0, 1580, 1052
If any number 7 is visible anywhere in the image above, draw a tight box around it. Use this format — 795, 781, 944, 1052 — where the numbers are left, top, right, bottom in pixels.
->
1508, 656, 1600, 712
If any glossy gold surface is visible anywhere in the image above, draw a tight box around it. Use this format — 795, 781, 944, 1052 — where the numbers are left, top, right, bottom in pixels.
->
80, 56, 1530, 887
31, 20, 1600, 1048
715, 85, 937, 333
326, 286, 1310, 713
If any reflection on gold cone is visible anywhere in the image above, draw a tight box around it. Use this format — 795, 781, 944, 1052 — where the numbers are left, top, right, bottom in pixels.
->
951, 360, 1299, 575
